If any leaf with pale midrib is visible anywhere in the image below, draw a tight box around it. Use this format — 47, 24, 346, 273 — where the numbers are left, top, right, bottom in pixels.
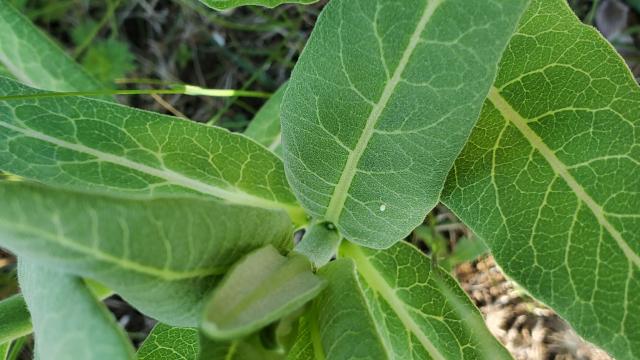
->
281, 0, 530, 248
0, 181, 293, 326
289, 242, 509, 359
199, 0, 318, 11
442, 0, 640, 358
0, 77, 302, 220
19, 260, 135, 360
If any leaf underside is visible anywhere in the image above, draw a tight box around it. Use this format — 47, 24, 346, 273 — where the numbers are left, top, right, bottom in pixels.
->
281, 0, 530, 248
19, 261, 135, 360
289, 242, 509, 360
0, 182, 293, 326
0, 78, 300, 216
442, 0, 640, 358
202, 246, 325, 340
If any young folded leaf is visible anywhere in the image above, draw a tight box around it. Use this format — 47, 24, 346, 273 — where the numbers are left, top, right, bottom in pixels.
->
281, 0, 530, 248
0, 182, 293, 327
244, 84, 287, 156
19, 261, 136, 360
0, 77, 303, 221
442, 0, 640, 358
202, 246, 325, 340
199, 0, 318, 11
138, 324, 199, 360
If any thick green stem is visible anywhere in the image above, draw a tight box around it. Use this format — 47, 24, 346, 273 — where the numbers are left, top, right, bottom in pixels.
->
294, 222, 342, 269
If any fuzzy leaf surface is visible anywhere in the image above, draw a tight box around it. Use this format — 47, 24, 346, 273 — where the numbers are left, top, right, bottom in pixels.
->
0, 182, 293, 326
202, 246, 325, 340
0, 78, 301, 219
0, 3, 100, 92
289, 242, 508, 359
281, 0, 529, 247
442, 0, 640, 358
19, 260, 135, 360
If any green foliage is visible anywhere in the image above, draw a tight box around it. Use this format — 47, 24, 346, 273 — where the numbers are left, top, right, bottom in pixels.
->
442, 0, 640, 358
138, 324, 199, 360
202, 246, 324, 340
0, 78, 303, 221
80, 39, 136, 86
0, 296, 31, 345
0, 0, 638, 359
280, 0, 529, 248
0, 181, 293, 326
199, 0, 319, 11
0, 2, 101, 92
19, 261, 135, 360
244, 84, 287, 156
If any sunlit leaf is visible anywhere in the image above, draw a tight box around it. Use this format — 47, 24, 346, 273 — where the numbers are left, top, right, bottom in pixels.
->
442, 0, 640, 358
281, 0, 529, 247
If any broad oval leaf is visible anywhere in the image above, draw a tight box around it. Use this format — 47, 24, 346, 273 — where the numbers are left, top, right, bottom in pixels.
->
281, 0, 530, 248
19, 260, 136, 360
290, 242, 509, 359
199, 0, 318, 11
442, 0, 640, 358
0, 181, 293, 326
202, 246, 325, 340
0, 77, 303, 221
244, 84, 287, 157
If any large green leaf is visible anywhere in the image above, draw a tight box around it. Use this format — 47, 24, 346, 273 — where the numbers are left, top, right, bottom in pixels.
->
138, 324, 199, 360
0, 181, 293, 326
0, 3, 101, 92
202, 246, 325, 340
199, 0, 318, 11
244, 84, 287, 157
19, 260, 135, 360
441, 0, 640, 358
280, 0, 530, 248
0, 78, 303, 221
290, 242, 508, 359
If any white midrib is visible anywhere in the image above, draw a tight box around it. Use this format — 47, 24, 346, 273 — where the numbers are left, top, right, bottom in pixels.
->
488, 87, 640, 269
324, 0, 442, 223
346, 244, 446, 360
0, 121, 294, 212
